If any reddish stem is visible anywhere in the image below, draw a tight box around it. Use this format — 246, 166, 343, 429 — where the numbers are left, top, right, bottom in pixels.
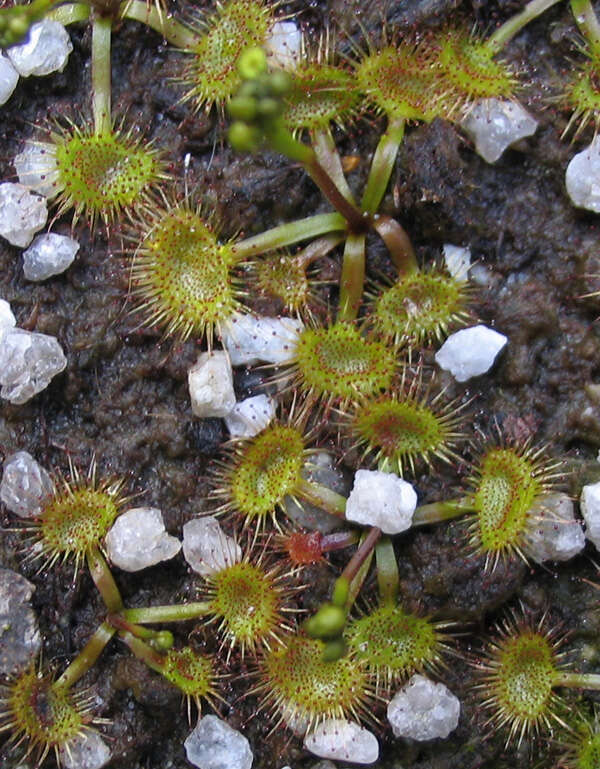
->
340, 526, 382, 584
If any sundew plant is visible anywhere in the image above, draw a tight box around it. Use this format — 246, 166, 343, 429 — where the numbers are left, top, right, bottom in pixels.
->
1, 1, 600, 768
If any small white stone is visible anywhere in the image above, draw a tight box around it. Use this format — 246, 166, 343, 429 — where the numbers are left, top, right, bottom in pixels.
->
0, 568, 42, 676
14, 141, 60, 198
581, 481, 600, 550
435, 324, 507, 382
184, 715, 253, 769
182, 517, 241, 577
461, 98, 538, 163
59, 730, 111, 769
0, 299, 16, 338
345, 469, 416, 535
0, 54, 18, 105
468, 263, 495, 288
105, 507, 181, 572
0, 451, 54, 518
221, 312, 304, 366
524, 492, 585, 564
7, 20, 73, 77
0, 182, 47, 247
188, 351, 236, 418
303, 719, 379, 764
0, 327, 66, 404
265, 21, 302, 70
387, 674, 460, 741
225, 394, 277, 438
22, 232, 79, 281
442, 244, 471, 282
566, 136, 600, 213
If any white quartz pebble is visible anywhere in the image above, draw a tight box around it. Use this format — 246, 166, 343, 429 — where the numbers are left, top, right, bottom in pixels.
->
0, 327, 66, 404
0, 568, 42, 676
265, 20, 302, 70
387, 674, 460, 741
182, 517, 241, 577
345, 469, 416, 535
23, 232, 79, 281
566, 136, 600, 213
7, 20, 73, 77
581, 481, 600, 550
221, 312, 304, 366
435, 324, 507, 382
59, 730, 111, 769
188, 351, 236, 418
304, 719, 379, 764
225, 394, 277, 438
14, 141, 60, 198
0, 54, 19, 105
461, 98, 538, 163
0, 182, 47, 247
0, 450, 54, 518
0, 299, 16, 338
442, 244, 471, 282
105, 507, 181, 572
184, 715, 253, 769
524, 492, 585, 564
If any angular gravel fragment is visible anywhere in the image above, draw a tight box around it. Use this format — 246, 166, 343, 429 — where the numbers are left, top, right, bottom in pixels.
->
0, 568, 42, 676
23, 232, 79, 281
0, 327, 66, 403
0, 450, 54, 518
0, 182, 47, 247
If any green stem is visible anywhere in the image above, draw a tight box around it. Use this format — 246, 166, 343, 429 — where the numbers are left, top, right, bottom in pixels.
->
231, 213, 346, 260
298, 478, 347, 518
56, 621, 115, 689
412, 497, 476, 527
555, 671, 600, 690
570, 0, 600, 54
120, 0, 199, 48
48, 2, 90, 25
372, 215, 418, 275
486, 0, 562, 54
91, 13, 112, 135
265, 121, 366, 232
305, 153, 367, 233
120, 632, 166, 673
107, 613, 173, 650
264, 120, 314, 164
338, 233, 366, 321
361, 117, 404, 215
294, 233, 344, 268
86, 546, 123, 612
344, 531, 375, 611
311, 126, 356, 205
375, 537, 399, 604
122, 602, 212, 624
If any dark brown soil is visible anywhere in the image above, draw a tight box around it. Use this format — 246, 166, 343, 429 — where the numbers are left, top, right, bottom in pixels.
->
1, 1, 600, 768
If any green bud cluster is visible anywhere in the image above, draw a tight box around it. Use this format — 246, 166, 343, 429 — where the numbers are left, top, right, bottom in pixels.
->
305, 576, 350, 661
227, 47, 292, 152
0, 0, 53, 48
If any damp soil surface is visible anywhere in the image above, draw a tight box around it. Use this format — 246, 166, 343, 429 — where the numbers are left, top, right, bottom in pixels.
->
1, 1, 600, 768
